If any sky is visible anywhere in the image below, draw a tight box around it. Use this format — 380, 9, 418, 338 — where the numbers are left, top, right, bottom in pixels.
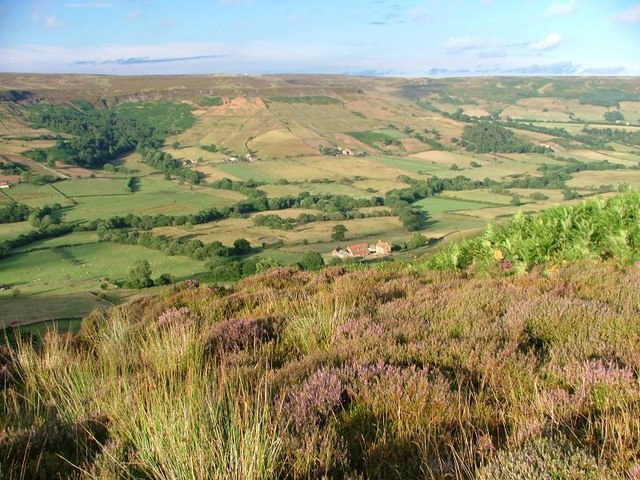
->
0, 0, 638, 76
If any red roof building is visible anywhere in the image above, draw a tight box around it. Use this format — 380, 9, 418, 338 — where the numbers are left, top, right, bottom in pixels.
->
347, 242, 370, 257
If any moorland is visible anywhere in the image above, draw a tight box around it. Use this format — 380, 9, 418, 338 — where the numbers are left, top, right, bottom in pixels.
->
0, 74, 639, 478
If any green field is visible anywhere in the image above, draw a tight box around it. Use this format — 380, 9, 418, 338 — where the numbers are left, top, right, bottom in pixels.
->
13, 230, 98, 253
438, 189, 514, 205
348, 129, 405, 148
62, 175, 244, 221
216, 162, 279, 183
2, 183, 71, 208
0, 294, 107, 327
0, 238, 208, 296
0, 221, 33, 241
2, 73, 640, 323
415, 197, 496, 216
55, 177, 131, 196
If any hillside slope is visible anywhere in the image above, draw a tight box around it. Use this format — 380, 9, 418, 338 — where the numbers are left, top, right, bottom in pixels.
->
2, 242, 639, 476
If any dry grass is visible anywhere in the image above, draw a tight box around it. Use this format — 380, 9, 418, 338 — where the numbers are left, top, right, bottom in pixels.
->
2, 258, 637, 478
567, 170, 640, 189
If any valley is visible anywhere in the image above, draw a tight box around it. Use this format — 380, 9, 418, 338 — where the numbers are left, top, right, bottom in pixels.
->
1, 74, 639, 324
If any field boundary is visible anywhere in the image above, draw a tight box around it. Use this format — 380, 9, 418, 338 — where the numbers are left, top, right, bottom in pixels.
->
0, 188, 13, 201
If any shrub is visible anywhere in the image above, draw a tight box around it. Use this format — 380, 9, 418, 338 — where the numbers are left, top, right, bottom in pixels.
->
476, 437, 608, 480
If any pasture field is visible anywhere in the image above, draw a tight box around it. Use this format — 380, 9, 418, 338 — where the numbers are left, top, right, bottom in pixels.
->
2, 74, 640, 322
414, 196, 496, 216
566, 170, 640, 189
2, 183, 72, 208
248, 129, 317, 157
0, 239, 208, 296
111, 152, 160, 175
216, 162, 279, 183
0, 294, 109, 327
55, 177, 130, 197
63, 175, 244, 222
0, 221, 33, 241
12, 231, 98, 253
438, 189, 514, 205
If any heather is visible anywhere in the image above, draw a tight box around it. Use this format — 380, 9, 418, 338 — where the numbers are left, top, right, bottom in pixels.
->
2, 257, 639, 479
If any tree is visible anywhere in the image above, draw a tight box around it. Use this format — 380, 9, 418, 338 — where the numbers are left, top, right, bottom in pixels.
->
255, 256, 281, 273
331, 224, 348, 242
604, 110, 624, 123
233, 238, 252, 255
126, 260, 154, 288
407, 233, 428, 249
299, 251, 324, 271
127, 176, 140, 193
155, 273, 175, 286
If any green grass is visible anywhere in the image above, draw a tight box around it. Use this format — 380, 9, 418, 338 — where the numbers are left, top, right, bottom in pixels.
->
2, 183, 71, 208
347, 129, 404, 148
415, 197, 496, 216
0, 293, 110, 326
439, 189, 514, 205
0, 221, 33, 242
115, 101, 195, 136
2, 317, 83, 338
195, 96, 223, 107
0, 240, 208, 296
63, 175, 243, 221
216, 163, 278, 183
54, 177, 130, 197
370, 155, 434, 175
13, 231, 98, 253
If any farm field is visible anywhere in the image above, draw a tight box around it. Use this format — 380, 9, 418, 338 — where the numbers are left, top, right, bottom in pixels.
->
1, 73, 640, 323
0, 221, 32, 241
414, 196, 496, 216
0, 238, 208, 297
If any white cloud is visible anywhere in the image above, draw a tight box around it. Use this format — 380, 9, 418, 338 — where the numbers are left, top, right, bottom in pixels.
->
544, 0, 578, 17
612, 3, 640, 23
44, 16, 62, 29
444, 36, 484, 53
527, 32, 563, 51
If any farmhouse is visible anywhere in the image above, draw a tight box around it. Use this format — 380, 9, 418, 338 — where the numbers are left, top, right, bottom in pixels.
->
375, 240, 392, 255
331, 247, 351, 259
0, 181, 12, 189
347, 242, 370, 257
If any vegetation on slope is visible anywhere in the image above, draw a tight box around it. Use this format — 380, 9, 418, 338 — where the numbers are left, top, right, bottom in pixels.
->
2, 259, 639, 478
460, 122, 550, 154
25, 105, 158, 168
1, 191, 640, 479
427, 189, 640, 273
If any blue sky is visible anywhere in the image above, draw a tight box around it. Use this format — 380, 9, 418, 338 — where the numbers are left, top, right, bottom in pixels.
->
0, 0, 638, 76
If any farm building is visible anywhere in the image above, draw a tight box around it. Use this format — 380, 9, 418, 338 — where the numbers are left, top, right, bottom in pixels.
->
331, 247, 351, 259
0, 181, 12, 189
375, 240, 392, 255
347, 242, 370, 257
